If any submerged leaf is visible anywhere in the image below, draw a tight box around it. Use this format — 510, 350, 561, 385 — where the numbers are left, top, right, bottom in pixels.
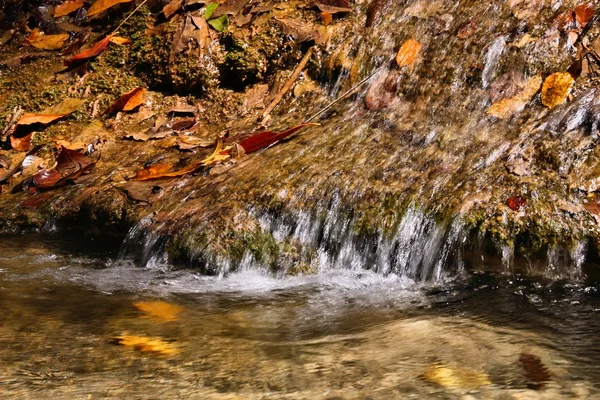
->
133, 301, 183, 322
519, 353, 551, 390
27, 32, 70, 50
237, 123, 317, 154
423, 364, 491, 389
487, 74, 542, 118
114, 335, 179, 356
395, 38, 422, 67
32, 146, 97, 189
54, 0, 84, 17
541, 72, 574, 109
87, 0, 134, 17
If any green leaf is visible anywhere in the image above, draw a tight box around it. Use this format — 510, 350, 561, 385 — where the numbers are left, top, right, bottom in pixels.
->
208, 15, 228, 32
204, 3, 219, 20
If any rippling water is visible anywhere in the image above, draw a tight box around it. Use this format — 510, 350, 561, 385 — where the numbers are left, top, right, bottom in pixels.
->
0, 235, 599, 399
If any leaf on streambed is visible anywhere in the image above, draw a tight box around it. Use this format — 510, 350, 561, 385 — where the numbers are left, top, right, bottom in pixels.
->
163, 0, 183, 19
20, 192, 53, 210
32, 146, 97, 189
365, 70, 399, 110
320, 11, 333, 25
314, 0, 352, 14
133, 301, 183, 322
507, 195, 526, 211
554, 3, 595, 33
87, 0, 134, 17
133, 139, 229, 180
16, 98, 84, 126
575, 3, 595, 27
541, 72, 575, 109
276, 18, 320, 43
422, 364, 491, 389
64, 34, 114, 66
104, 87, 145, 116
487, 74, 542, 118
10, 133, 33, 152
0, 152, 28, 183
395, 38, 422, 67
26, 30, 70, 50
109, 36, 131, 45
236, 123, 318, 154
54, 0, 84, 17
113, 335, 179, 356
519, 353, 551, 390
1, 52, 51, 68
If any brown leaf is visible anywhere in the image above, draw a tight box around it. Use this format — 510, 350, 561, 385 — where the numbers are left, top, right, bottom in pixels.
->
10, 133, 33, 152
236, 123, 316, 154
20, 193, 53, 210
210, 0, 250, 18
276, 18, 320, 43
507, 195, 526, 211
104, 87, 145, 116
109, 36, 131, 45
541, 72, 574, 109
1, 52, 51, 68
32, 146, 96, 189
54, 0, 84, 17
64, 34, 114, 66
575, 3, 594, 27
487, 74, 542, 118
163, 0, 183, 19
519, 353, 551, 390
314, 0, 352, 14
366, 0, 390, 27
87, 0, 134, 17
27, 32, 70, 50
0, 153, 27, 183
171, 119, 196, 131
457, 20, 477, 39
396, 38, 422, 67
17, 114, 67, 126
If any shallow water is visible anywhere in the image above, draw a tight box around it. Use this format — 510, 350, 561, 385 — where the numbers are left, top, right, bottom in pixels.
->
1, 236, 599, 399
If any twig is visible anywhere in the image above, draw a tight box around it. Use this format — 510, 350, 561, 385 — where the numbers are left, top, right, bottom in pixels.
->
0, 106, 23, 142
304, 66, 382, 123
112, 0, 149, 35
261, 47, 314, 125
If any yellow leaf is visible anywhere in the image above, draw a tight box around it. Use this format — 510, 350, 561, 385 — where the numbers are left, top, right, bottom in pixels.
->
27, 32, 70, 50
396, 38, 422, 67
423, 364, 491, 389
541, 72, 574, 109
109, 36, 132, 45
87, 0, 134, 17
114, 335, 179, 356
133, 301, 183, 322
487, 74, 542, 118
54, 0, 84, 17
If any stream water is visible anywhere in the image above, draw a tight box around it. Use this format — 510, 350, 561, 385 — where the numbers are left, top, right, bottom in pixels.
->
1, 235, 599, 399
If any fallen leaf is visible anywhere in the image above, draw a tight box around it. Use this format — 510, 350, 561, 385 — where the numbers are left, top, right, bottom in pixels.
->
457, 20, 477, 39
396, 38, 422, 67
54, 0, 84, 17
207, 15, 229, 32
0, 153, 27, 183
507, 195, 526, 211
64, 34, 114, 66
519, 353, 551, 390
104, 87, 145, 116
10, 133, 33, 151
27, 32, 70, 50
109, 36, 131, 45
133, 301, 183, 322
172, 119, 196, 131
320, 11, 333, 25
575, 3, 594, 28
32, 146, 97, 189
276, 18, 320, 43
541, 72, 574, 109
17, 114, 66, 126
20, 193, 53, 209
314, 0, 352, 14
423, 364, 491, 389
1, 52, 51, 68
87, 0, 134, 17
113, 335, 179, 356
45, 98, 86, 115
236, 123, 317, 154
16, 98, 84, 126
487, 74, 542, 118
163, 0, 183, 18
204, 3, 219, 20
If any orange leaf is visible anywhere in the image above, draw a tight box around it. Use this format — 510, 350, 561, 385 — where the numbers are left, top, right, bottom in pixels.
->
109, 36, 131, 45
54, 0, 84, 17
10, 133, 33, 152
104, 87, 145, 115
17, 114, 67, 126
541, 72, 574, 109
87, 0, 134, 17
64, 34, 114, 66
575, 3, 594, 27
396, 38, 422, 67
27, 32, 70, 50
133, 301, 183, 322
320, 12, 333, 25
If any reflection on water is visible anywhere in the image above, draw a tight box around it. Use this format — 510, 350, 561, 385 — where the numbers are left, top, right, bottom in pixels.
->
0, 236, 599, 399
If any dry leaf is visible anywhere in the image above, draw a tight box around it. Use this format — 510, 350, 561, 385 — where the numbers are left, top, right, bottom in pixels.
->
54, 0, 84, 17
423, 364, 491, 389
163, 0, 183, 18
87, 0, 134, 17
575, 3, 594, 27
320, 11, 333, 25
396, 38, 422, 67
104, 87, 145, 115
314, 0, 352, 14
17, 114, 67, 126
27, 32, 70, 50
109, 36, 131, 45
487, 74, 542, 118
10, 133, 33, 151
133, 301, 183, 322
64, 34, 114, 66
276, 18, 320, 43
541, 72, 574, 109
114, 335, 179, 356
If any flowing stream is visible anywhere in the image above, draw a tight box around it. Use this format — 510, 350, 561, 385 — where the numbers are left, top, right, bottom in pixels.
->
1, 235, 599, 399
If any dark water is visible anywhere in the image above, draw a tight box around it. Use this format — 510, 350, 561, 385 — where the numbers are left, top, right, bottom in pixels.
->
0, 235, 599, 399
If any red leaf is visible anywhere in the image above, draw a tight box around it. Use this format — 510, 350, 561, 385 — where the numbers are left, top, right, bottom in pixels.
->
575, 3, 594, 27
507, 195, 526, 211
237, 123, 316, 154
519, 353, 551, 390
64, 34, 114, 66
21, 193, 53, 209
32, 146, 97, 189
